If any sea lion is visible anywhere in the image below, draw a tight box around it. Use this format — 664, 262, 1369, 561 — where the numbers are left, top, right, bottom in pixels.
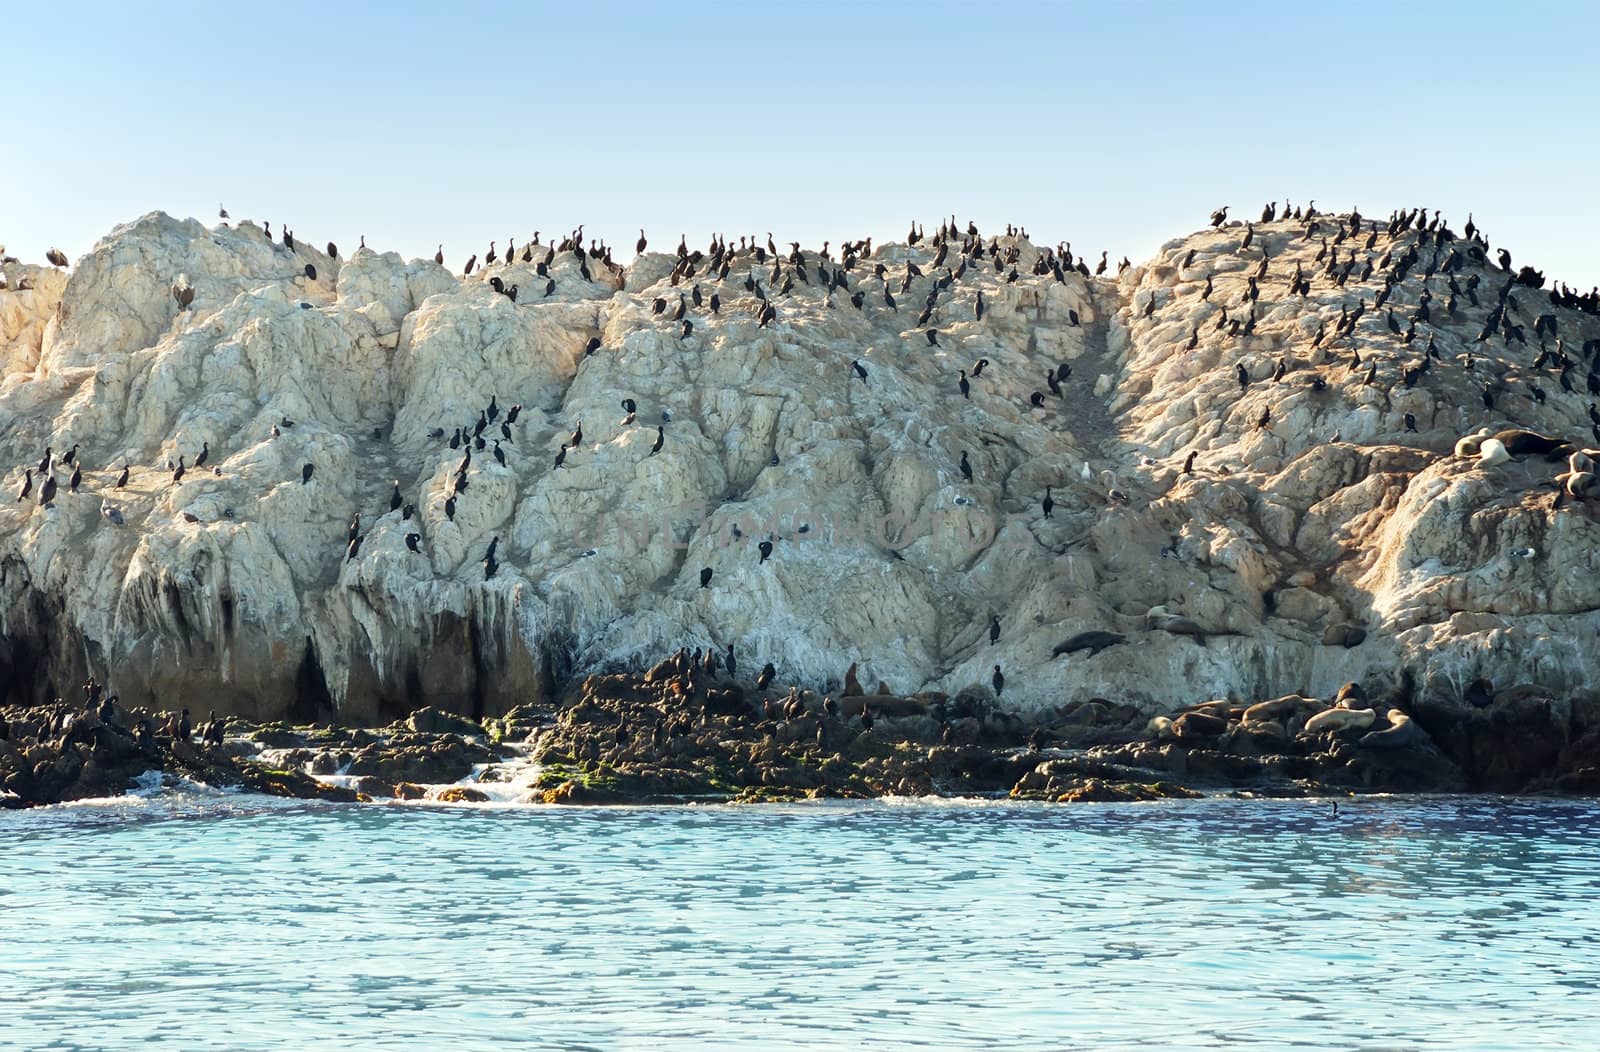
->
1358, 709, 1426, 750
1242, 693, 1322, 725
1492, 429, 1570, 458
842, 662, 863, 697
1454, 427, 1493, 458
1322, 622, 1367, 648
1477, 438, 1511, 466
1333, 681, 1366, 707
1145, 605, 1238, 646
1172, 710, 1229, 741
1304, 707, 1376, 734
642, 653, 680, 684
1146, 715, 1176, 739
1052, 630, 1127, 657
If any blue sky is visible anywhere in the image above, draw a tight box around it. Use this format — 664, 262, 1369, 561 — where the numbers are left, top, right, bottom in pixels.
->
5, 0, 1597, 286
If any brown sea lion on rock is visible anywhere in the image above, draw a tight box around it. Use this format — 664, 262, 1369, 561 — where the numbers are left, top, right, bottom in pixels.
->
1052, 631, 1126, 657
1144, 606, 1240, 646
1242, 693, 1323, 725
1454, 428, 1493, 458
1334, 682, 1366, 707
843, 662, 863, 697
1358, 709, 1427, 750
1323, 622, 1367, 648
1172, 710, 1229, 741
1304, 707, 1376, 734
1492, 429, 1571, 459
642, 653, 680, 684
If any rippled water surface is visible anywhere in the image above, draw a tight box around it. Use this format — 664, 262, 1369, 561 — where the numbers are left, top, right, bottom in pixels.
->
4, 794, 1600, 1050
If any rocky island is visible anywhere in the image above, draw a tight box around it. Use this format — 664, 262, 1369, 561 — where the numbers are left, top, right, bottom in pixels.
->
4, 204, 1600, 806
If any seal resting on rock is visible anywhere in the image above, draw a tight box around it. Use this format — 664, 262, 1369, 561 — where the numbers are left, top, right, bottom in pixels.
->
1477, 438, 1511, 466
1492, 429, 1570, 459
1242, 693, 1322, 725
1052, 630, 1126, 658
1144, 605, 1238, 646
1323, 622, 1367, 648
1304, 707, 1376, 734
1454, 427, 1493, 458
1333, 681, 1366, 707
1358, 709, 1426, 750
842, 662, 863, 697
1172, 710, 1228, 741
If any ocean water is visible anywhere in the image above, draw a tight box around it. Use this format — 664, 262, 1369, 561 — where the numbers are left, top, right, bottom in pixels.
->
3, 794, 1598, 1051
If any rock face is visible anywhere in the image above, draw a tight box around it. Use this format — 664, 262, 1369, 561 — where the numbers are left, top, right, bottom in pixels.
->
4, 208, 1600, 769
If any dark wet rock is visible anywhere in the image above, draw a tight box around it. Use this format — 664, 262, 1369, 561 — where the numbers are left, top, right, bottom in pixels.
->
353, 776, 396, 798
0, 699, 358, 807
484, 704, 548, 743
434, 786, 490, 803
344, 734, 496, 785
1412, 690, 1585, 791
6, 664, 1596, 809
404, 706, 487, 738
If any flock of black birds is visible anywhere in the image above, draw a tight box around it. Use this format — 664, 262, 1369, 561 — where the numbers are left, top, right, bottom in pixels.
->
1185, 201, 1600, 470
8, 200, 1600, 703
1, 676, 227, 755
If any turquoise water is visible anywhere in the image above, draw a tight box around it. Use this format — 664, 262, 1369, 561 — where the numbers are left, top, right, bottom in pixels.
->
4, 794, 1599, 1050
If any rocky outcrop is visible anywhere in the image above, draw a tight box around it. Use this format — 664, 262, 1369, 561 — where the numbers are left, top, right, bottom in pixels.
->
0, 698, 356, 808
9, 665, 1595, 808
4, 208, 1600, 758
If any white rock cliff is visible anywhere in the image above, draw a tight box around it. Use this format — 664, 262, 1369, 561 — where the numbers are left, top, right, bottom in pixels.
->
2, 210, 1597, 725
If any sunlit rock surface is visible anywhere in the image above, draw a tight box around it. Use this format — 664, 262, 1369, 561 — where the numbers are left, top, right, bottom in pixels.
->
3, 209, 1598, 726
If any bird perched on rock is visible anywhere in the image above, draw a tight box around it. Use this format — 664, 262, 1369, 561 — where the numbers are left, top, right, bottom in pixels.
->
756, 662, 776, 690
700, 567, 713, 589
758, 540, 773, 563
992, 665, 1005, 695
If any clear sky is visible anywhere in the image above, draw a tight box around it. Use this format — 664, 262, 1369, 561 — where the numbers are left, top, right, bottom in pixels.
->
5, 0, 1598, 287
